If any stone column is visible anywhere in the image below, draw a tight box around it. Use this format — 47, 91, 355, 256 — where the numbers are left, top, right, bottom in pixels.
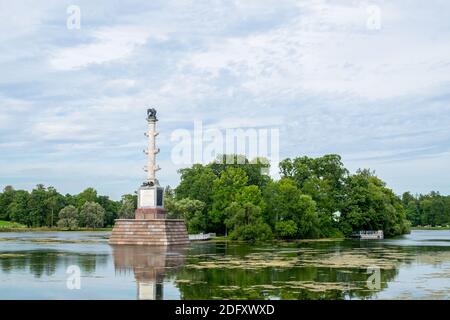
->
109, 107, 190, 245
135, 108, 167, 219
146, 117, 160, 183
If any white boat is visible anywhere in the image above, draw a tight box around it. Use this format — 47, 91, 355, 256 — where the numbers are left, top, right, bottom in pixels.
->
351, 230, 384, 240
188, 233, 216, 241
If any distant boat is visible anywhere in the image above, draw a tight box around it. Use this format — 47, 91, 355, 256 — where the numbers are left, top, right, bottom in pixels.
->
189, 233, 216, 241
350, 230, 384, 240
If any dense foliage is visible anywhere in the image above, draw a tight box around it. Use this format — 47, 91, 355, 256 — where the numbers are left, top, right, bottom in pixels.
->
402, 191, 450, 227
0, 153, 424, 238
169, 154, 411, 240
0, 185, 136, 228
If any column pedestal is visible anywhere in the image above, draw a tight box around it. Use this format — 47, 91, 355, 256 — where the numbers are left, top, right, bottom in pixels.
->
109, 219, 189, 246
135, 208, 167, 219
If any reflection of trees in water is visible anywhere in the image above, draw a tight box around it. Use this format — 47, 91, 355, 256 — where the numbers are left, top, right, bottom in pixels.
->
111, 245, 187, 300
174, 241, 405, 300
29, 253, 58, 277
74, 254, 108, 274
0, 251, 109, 277
175, 264, 400, 300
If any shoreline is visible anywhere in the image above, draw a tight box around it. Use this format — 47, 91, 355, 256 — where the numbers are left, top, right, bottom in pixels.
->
411, 226, 450, 230
0, 227, 113, 232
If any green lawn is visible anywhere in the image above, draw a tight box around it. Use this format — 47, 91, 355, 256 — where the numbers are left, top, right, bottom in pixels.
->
0, 221, 113, 232
0, 220, 27, 229
412, 226, 450, 230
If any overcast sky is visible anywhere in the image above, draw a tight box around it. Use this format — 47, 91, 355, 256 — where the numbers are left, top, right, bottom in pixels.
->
1, 0, 449, 199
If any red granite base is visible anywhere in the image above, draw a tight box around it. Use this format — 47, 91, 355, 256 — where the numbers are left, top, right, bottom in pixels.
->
109, 219, 189, 246
135, 208, 167, 219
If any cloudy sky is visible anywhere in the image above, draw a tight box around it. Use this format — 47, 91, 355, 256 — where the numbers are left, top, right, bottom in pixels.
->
1, 0, 449, 199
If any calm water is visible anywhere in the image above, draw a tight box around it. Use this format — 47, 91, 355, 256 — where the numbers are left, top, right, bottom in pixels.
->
0, 230, 449, 299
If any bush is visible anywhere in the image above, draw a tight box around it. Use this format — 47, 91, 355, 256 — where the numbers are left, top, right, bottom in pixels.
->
275, 220, 298, 239
225, 202, 273, 241
57, 205, 79, 230
79, 202, 105, 228
229, 222, 273, 241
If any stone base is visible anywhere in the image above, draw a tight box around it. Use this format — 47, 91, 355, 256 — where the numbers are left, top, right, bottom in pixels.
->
135, 207, 167, 219
109, 219, 189, 246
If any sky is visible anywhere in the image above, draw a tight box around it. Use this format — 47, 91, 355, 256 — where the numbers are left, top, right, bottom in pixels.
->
0, 0, 450, 199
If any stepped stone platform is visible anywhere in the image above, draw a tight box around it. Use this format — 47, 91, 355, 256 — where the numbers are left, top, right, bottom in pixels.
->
109, 219, 190, 246
135, 208, 167, 219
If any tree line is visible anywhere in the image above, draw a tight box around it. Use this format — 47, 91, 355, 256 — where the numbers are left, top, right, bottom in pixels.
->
2, 153, 441, 238
0, 184, 137, 229
165, 154, 411, 240
402, 191, 450, 227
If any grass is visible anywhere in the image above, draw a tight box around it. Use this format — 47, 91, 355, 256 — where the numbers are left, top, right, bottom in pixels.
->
0, 220, 112, 232
0, 220, 26, 229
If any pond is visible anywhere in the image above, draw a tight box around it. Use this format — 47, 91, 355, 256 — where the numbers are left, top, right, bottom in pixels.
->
0, 230, 449, 299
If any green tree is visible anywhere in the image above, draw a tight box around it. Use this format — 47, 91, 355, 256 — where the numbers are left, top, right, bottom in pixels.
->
402, 192, 421, 226
166, 198, 207, 233
263, 179, 322, 238
405, 200, 421, 226
175, 164, 217, 210
8, 190, 31, 226
63, 193, 77, 207
340, 169, 410, 237
297, 195, 320, 238
76, 188, 98, 209
419, 199, 433, 225
28, 184, 49, 227
57, 205, 79, 229
79, 202, 105, 228
118, 199, 135, 219
210, 154, 271, 188
97, 195, 119, 226
121, 193, 137, 209
0, 185, 15, 220
210, 167, 248, 234
236, 185, 266, 210
224, 202, 272, 241
275, 220, 298, 238
279, 154, 348, 215
45, 187, 65, 227
175, 164, 217, 231
263, 178, 302, 227
402, 192, 416, 207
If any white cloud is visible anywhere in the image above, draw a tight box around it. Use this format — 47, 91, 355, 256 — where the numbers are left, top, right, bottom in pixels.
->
49, 25, 152, 71
206, 116, 285, 129
0, 1, 49, 41
33, 120, 90, 141
180, 1, 450, 100
1, 0, 450, 197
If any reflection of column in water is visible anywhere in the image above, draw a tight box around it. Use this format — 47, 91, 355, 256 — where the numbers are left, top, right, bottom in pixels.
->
137, 281, 163, 300
111, 245, 187, 300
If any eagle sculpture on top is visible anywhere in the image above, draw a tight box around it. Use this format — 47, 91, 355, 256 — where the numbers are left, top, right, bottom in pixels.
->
147, 108, 157, 121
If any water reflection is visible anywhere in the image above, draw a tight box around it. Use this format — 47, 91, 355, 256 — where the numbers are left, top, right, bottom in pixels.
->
111, 245, 187, 300
0, 250, 109, 278
173, 242, 402, 300
0, 231, 449, 299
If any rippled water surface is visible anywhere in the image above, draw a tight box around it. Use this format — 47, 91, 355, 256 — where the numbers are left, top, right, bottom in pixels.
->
0, 230, 449, 299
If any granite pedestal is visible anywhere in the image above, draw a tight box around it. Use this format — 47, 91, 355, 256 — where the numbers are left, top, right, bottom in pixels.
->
109, 218, 189, 246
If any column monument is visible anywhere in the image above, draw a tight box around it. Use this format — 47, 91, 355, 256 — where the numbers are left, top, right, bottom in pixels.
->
109, 108, 189, 246
135, 108, 166, 219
